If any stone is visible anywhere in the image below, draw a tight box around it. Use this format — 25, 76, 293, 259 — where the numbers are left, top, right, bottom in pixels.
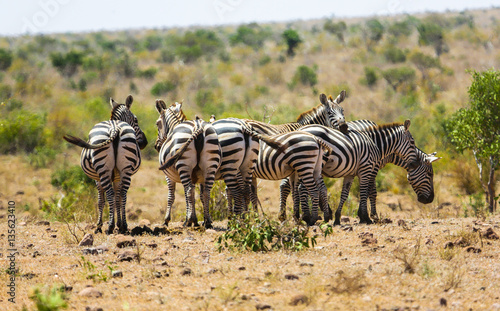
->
139, 219, 151, 226
153, 227, 168, 236
79, 233, 94, 247
116, 235, 136, 248
341, 216, 350, 223
85, 307, 104, 311
78, 287, 102, 298
439, 298, 447, 307
117, 250, 137, 262
482, 228, 499, 240
284, 274, 299, 280
290, 294, 309, 306
112, 270, 123, 278
181, 268, 192, 276
36, 220, 50, 226
361, 237, 378, 246
255, 303, 272, 310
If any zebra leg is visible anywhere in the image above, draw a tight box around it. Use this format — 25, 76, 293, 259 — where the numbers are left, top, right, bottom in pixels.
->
103, 181, 116, 235
334, 176, 354, 226
225, 185, 233, 214
164, 177, 176, 227
318, 178, 332, 222
118, 175, 132, 234
95, 181, 105, 234
302, 180, 320, 226
358, 176, 373, 225
290, 179, 303, 224
113, 181, 122, 233
183, 181, 199, 227
250, 177, 260, 213
298, 181, 310, 221
368, 177, 379, 221
201, 183, 214, 229
278, 178, 291, 221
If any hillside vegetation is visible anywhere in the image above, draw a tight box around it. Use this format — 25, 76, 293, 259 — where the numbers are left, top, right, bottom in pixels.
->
1, 8, 500, 222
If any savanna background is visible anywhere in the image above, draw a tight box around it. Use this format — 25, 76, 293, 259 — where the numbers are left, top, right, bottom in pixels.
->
0, 5, 499, 311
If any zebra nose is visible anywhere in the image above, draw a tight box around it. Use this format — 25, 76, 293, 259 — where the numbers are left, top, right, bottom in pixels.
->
139, 135, 148, 150
339, 123, 348, 134
418, 193, 434, 204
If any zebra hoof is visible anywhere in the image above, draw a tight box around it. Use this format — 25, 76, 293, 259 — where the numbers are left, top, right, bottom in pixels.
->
106, 227, 114, 235
278, 213, 286, 222
333, 219, 341, 226
203, 221, 213, 229
94, 227, 103, 234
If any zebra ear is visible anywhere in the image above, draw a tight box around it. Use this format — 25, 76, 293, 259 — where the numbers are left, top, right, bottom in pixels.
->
404, 119, 411, 131
334, 90, 346, 105
155, 99, 166, 114
319, 93, 328, 106
125, 95, 133, 109
427, 154, 442, 163
110, 98, 120, 109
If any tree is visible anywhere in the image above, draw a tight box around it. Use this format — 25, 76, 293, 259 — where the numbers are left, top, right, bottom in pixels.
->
447, 69, 500, 213
282, 29, 302, 57
0, 48, 13, 70
417, 22, 447, 58
364, 19, 384, 48
381, 66, 416, 92
229, 24, 271, 50
324, 20, 347, 44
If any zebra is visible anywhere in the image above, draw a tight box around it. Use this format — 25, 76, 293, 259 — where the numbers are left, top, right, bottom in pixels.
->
241, 91, 348, 209
278, 121, 419, 224
154, 100, 283, 227
279, 119, 441, 223
63, 95, 148, 234
155, 100, 222, 229
252, 130, 334, 226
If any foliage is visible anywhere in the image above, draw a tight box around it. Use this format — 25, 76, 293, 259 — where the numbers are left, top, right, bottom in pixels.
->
0, 109, 47, 154
383, 45, 406, 63
216, 212, 319, 252
446, 69, 500, 212
50, 165, 94, 193
282, 29, 302, 57
229, 24, 272, 50
150, 81, 176, 96
381, 66, 416, 92
409, 50, 441, 74
387, 20, 414, 38
50, 50, 84, 77
209, 180, 229, 221
324, 20, 347, 43
137, 67, 158, 79
170, 29, 224, 63
361, 66, 379, 87
0, 48, 13, 70
365, 19, 384, 45
417, 22, 447, 57
291, 65, 317, 88
29, 284, 68, 311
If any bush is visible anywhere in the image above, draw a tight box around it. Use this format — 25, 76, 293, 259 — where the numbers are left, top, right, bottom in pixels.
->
230, 24, 272, 50
365, 19, 384, 44
50, 50, 84, 77
383, 45, 407, 63
417, 22, 447, 57
282, 29, 302, 57
29, 284, 68, 311
291, 65, 317, 87
216, 212, 322, 252
382, 66, 416, 92
137, 67, 158, 79
324, 20, 347, 43
387, 20, 414, 38
159, 48, 176, 63
361, 66, 379, 87
150, 81, 176, 96
0, 110, 47, 154
51, 165, 94, 193
0, 48, 13, 70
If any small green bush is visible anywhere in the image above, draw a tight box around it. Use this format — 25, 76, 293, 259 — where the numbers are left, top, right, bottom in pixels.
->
0, 110, 47, 154
361, 66, 378, 87
291, 65, 317, 87
50, 50, 84, 77
229, 24, 272, 50
0, 48, 13, 71
216, 212, 318, 252
137, 67, 158, 79
29, 284, 68, 311
150, 81, 176, 96
383, 45, 407, 63
282, 29, 302, 57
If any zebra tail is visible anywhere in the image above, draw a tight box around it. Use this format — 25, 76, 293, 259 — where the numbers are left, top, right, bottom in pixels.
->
241, 122, 286, 153
315, 137, 335, 155
63, 127, 120, 149
159, 125, 205, 171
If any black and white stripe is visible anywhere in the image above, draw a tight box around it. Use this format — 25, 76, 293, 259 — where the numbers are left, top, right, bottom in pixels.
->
63, 95, 148, 234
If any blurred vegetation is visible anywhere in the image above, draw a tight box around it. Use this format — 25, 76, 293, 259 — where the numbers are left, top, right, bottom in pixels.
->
1, 8, 499, 219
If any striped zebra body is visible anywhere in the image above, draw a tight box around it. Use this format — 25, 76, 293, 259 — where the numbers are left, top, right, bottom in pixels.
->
280, 119, 439, 221
63, 96, 147, 234
156, 100, 222, 229
282, 121, 418, 224
253, 131, 333, 225
243, 92, 348, 211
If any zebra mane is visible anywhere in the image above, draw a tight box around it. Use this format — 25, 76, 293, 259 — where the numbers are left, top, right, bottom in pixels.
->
110, 104, 126, 120
296, 104, 324, 123
365, 122, 404, 132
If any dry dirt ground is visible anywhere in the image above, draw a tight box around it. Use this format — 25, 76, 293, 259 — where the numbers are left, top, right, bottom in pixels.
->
1, 213, 499, 311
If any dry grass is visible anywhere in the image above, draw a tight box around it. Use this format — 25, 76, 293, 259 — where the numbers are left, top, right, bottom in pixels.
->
1, 216, 499, 310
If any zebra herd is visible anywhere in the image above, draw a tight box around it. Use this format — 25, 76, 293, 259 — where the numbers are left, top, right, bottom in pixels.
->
63, 92, 440, 234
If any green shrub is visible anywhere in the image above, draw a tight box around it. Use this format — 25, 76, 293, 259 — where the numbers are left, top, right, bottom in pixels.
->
28, 146, 57, 169
361, 66, 378, 87
137, 67, 158, 79
324, 20, 347, 43
216, 212, 320, 252
292, 65, 317, 87
383, 45, 407, 63
258, 55, 271, 66
0, 83, 12, 100
0, 110, 47, 154
143, 34, 163, 51
365, 19, 384, 44
417, 22, 447, 57
159, 48, 176, 63
29, 284, 68, 311
151, 81, 176, 96
382, 66, 416, 92
0, 48, 13, 70
387, 20, 414, 38
50, 165, 94, 193
50, 50, 84, 77
210, 180, 229, 221
229, 24, 272, 50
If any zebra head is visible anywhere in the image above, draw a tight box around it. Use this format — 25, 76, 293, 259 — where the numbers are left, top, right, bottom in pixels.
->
400, 119, 419, 170
319, 91, 348, 134
408, 152, 441, 204
110, 95, 148, 150
154, 100, 186, 152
